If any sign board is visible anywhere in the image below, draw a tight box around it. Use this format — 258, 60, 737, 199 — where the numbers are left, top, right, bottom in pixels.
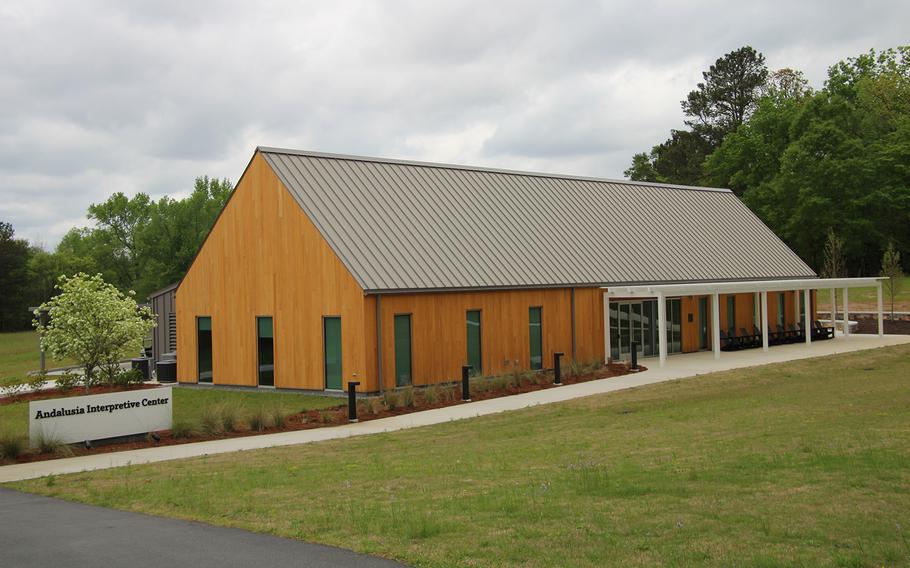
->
29, 387, 173, 446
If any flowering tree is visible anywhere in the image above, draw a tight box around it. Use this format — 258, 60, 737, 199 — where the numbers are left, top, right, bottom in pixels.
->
33, 273, 155, 388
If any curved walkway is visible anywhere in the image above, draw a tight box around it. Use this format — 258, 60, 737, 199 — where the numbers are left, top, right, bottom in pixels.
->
0, 488, 407, 568
1, 334, 907, 484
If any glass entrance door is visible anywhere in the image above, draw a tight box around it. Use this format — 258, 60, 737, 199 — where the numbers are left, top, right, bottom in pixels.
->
610, 299, 682, 360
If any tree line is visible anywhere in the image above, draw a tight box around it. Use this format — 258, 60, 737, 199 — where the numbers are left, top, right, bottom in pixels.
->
626, 45, 909, 277
0, 177, 231, 331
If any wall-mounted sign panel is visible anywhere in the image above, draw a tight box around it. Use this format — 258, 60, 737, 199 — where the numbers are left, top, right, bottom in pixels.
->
29, 387, 173, 446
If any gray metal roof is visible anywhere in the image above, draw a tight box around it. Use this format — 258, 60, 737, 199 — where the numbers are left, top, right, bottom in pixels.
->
260, 147, 816, 293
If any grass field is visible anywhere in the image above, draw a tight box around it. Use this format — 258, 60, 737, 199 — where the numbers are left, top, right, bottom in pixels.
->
818, 276, 910, 313
8, 345, 910, 567
0, 386, 341, 442
0, 331, 76, 386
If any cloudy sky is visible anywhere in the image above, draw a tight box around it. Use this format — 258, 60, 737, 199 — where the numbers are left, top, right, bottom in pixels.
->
1, 0, 907, 247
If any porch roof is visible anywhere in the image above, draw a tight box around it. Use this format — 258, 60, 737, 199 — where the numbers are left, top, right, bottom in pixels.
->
603, 277, 885, 298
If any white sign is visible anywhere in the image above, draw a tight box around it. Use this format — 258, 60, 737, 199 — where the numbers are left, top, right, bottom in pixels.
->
29, 387, 173, 446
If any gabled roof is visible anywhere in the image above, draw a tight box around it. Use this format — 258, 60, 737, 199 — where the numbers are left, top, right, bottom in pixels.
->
259, 147, 816, 293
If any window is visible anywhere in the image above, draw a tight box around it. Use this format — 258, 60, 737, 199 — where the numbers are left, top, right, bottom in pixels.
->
323, 317, 342, 390
666, 299, 682, 353
726, 295, 736, 333
529, 307, 543, 370
257, 317, 274, 387
698, 297, 708, 350
394, 314, 412, 387
466, 310, 482, 375
197, 317, 212, 383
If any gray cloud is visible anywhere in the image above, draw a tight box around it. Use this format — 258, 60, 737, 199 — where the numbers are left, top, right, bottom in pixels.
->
1, 0, 907, 245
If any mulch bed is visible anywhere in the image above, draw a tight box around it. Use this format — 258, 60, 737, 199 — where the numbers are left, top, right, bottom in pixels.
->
3, 363, 637, 465
853, 317, 910, 335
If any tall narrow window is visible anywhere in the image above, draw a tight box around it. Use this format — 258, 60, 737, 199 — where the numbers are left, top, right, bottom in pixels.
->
197, 316, 212, 383
726, 295, 736, 333
466, 310, 482, 375
323, 317, 342, 390
529, 307, 543, 370
257, 316, 274, 387
394, 314, 412, 387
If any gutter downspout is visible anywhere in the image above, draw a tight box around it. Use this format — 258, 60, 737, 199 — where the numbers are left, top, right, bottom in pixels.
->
376, 294, 383, 394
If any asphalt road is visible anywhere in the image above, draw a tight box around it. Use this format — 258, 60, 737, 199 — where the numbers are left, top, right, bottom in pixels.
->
0, 488, 408, 568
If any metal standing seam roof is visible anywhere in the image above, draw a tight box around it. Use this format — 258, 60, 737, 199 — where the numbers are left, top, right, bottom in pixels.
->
259, 147, 816, 293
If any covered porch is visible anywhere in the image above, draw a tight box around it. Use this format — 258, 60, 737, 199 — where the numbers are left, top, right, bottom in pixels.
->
603, 277, 887, 367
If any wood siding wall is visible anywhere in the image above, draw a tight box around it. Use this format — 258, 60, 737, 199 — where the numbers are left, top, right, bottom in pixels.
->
176, 152, 369, 390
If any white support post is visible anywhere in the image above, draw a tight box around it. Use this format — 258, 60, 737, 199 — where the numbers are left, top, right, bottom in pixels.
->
877, 281, 884, 337
843, 288, 850, 338
657, 292, 667, 367
603, 292, 611, 361
803, 289, 811, 345
711, 292, 721, 360
830, 288, 836, 326
761, 291, 769, 352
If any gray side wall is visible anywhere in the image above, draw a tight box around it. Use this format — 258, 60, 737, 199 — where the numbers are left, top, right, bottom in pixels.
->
150, 289, 176, 363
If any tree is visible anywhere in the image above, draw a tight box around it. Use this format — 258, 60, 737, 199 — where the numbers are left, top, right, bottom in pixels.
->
681, 46, 769, 146
821, 228, 846, 322
761, 68, 812, 103
624, 152, 659, 182
880, 242, 904, 318
0, 221, 33, 331
625, 130, 712, 186
87, 192, 153, 290
33, 273, 155, 388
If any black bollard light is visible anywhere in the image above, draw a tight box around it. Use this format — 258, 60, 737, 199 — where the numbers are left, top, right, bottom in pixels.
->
630, 342, 638, 371
461, 365, 472, 402
347, 381, 360, 422
553, 352, 564, 384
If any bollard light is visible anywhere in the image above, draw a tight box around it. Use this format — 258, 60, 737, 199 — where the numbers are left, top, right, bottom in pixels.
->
631, 342, 638, 371
553, 352, 564, 385
347, 381, 360, 422
461, 365, 472, 402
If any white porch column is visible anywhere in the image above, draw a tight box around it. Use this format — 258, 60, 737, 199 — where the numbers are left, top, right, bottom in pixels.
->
711, 292, 721, 360
761, 290, 769, 352
803, 289, 812, 345
603, 292, 611, 361
830, 288, 836, 326
877, 281, 884, 337
843, 288, 850, 337
657, 292, 667, 367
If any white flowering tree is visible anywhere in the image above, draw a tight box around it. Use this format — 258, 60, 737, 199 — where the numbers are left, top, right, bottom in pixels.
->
33, 273, 156, 388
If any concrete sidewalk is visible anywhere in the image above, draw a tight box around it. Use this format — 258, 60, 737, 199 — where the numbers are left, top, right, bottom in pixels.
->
2, 334, 907, 483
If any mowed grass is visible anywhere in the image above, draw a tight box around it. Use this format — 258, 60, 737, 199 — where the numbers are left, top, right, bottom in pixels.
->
818, 276, 910, 312
0, 387, 341, 440
10, 345, 910, 567
0, 331, 76, 386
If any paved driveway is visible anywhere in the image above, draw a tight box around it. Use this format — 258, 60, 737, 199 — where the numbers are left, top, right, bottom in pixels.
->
0, 488, 408, 568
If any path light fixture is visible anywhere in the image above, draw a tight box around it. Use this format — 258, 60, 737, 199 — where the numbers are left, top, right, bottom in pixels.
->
461, 365, 472, 402
553, 352, 564, 384
347, 381, 360, 422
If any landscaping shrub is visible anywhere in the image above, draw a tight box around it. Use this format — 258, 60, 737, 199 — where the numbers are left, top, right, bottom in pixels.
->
248, 406, 272, 432
112, 368, 144, 387
423, 385, 440, 405
218, 402, 242, 432
271, 407, 289, 429
170, 420, 199, 439
0, 430, 25, 460
401, 386, 416, 408
54, 371, 81, 391
26, 373, 48, 393
35, 432, 72, 456
492, 376, 508, 392
369, 398, 384, 415
382, 389, 400, 411
200, 406, 224, 435
1, 382, 24, 399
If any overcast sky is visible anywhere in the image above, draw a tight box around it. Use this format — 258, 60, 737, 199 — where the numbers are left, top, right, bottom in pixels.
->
1, 1, 907, 247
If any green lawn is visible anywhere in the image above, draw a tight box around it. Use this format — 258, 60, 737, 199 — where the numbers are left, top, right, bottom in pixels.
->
818, 276, 910, 312
8, 345, 910, 567
0, 387, 341, 441
0, 331, 76, 386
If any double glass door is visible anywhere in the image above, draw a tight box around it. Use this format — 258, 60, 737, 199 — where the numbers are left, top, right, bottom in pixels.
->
609, 299, 682, 361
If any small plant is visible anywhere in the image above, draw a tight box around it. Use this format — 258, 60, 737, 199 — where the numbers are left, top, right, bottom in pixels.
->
0, 430, 25, 460
356, 400, 371, 417
200, 406, 224, 435
219, 402, 242, 432
54, 371, 81, 391
112, 368, 144, 387
45, 474, 57, 487
248, 406, 272, 432
26, 373, 48, 393
271, 407, 289, 429
369, 397, 385, 414
35, 431, 73, 456
492, 376, 508, 392
382, 389, 400, 411
170, 419, 200, 438
317, 410, 337, 423
400, 386, 416, 408
423, 385, 440, 405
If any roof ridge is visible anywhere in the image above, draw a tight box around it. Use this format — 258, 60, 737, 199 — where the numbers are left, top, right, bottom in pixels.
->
256, 146, 732, 194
